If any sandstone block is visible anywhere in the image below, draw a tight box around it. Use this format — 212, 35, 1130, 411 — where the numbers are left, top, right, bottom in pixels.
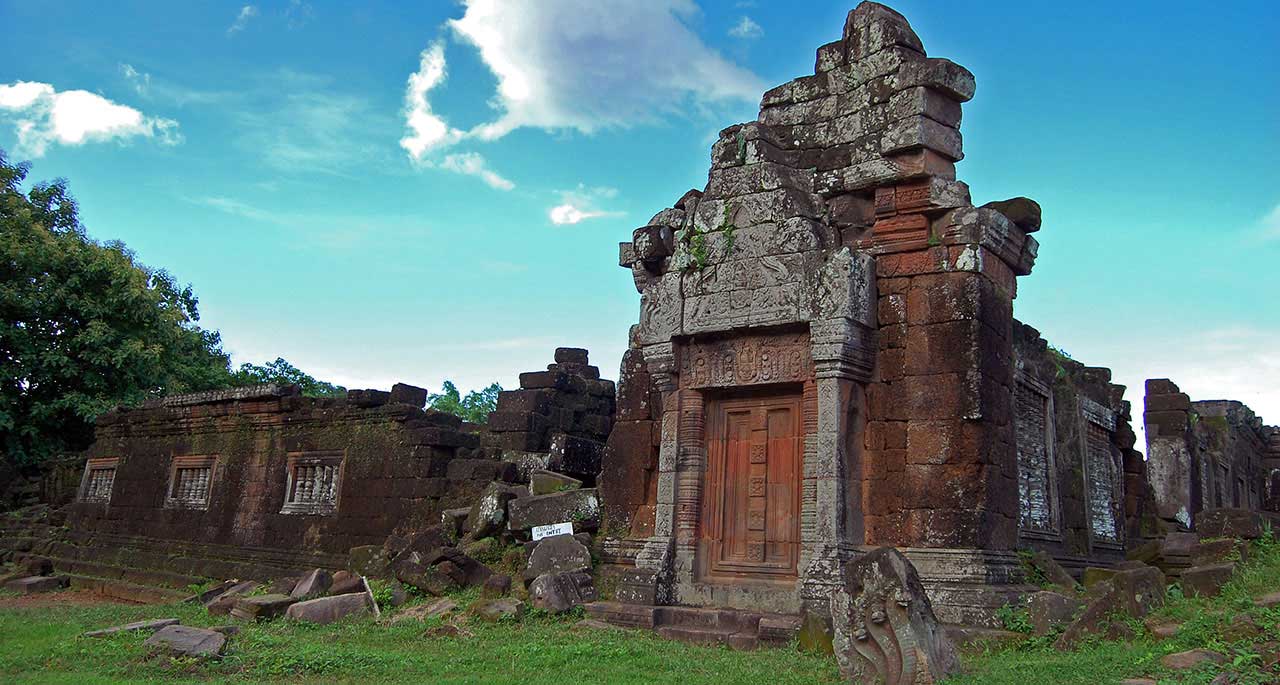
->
285, 592, 374, 624
290, 569, 332, 600
348, 545, 391, 578
1055, 567, 1164, 649
530, 469, 582, 496
3, 575, 68, 594
471, 597, 525, 623
205, 581, 260, 615
84, 618, 180, 637
1181, 562, 1235, 598
465, 482, 522, 539
507, 489, 600, 533
1160, 649, 1225, 670
230, 594, 297, 621
143, 625, 226, 658
1025, 591, 1084, 636
547, 433, 606, 479
1197, 508, 1264, 540
389, 383, 428, 408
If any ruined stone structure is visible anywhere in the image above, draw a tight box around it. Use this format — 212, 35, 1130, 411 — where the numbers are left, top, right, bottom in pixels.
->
11, 0, 1276, 645
604, 2, 1041, 624
1011, 323, 1159, 574
1144, 379, 1278, 529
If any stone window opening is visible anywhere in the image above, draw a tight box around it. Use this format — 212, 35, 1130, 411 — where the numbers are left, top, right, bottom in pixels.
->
79, 457, 120, 504
281, 451, 343, 515
165, 455, 217, 510
1015, 375, 1061, 539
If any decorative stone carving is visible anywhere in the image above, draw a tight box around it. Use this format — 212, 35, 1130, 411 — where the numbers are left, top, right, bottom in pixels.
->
830, 547, 959, 684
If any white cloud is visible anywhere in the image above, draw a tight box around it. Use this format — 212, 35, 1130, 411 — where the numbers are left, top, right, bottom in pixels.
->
548, 184, 622, 225
0, 81, 181, 157
728, 16, 763, 39
440, 152, 514, 190
397, 0, 763, 170
399, 41, 463, 161
446, 0, 763, 141
228, 5, 259, 34
119, 64, 150, 95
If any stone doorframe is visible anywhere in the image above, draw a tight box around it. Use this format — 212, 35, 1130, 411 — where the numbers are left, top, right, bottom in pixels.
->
633, 318, 875, 614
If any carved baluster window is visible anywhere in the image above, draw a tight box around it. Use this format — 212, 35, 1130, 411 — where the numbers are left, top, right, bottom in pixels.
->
281, 451, 343, 515
1081, 398, 1122, 547
166, 455, 217, 509
1015, 377, 1059, 537
79, 458, 120, 503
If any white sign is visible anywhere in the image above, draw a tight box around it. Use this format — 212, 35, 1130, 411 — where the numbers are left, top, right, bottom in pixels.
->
532, 522, 574, 541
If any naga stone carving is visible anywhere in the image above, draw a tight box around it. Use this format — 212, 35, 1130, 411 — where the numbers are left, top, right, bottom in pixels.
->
830, 547, 959, 684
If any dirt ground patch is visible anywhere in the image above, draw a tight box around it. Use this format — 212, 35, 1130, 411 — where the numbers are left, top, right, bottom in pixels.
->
0, 588, 140, 609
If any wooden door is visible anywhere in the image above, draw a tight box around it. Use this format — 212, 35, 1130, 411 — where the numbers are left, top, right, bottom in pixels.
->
702, 393, 802, 579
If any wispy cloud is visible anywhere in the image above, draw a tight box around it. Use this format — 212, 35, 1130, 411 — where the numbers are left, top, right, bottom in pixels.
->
285, 0, 314, 30
728, 16, 763, 40
119, 64, 150, 95
228, 5, 259, 35
0, 81, 180, 157
548, 184, 622, 225
190, 194, 431, 250
440, 152, 514, 190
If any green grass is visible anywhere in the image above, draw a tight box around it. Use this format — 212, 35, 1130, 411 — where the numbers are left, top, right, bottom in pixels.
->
0, 590, 840, 684
947, 533, 1280, 684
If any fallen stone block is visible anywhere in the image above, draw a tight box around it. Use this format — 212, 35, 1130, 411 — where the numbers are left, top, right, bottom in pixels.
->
329, 571, 364, 596
1025, 591, 1084, 636
1081, 567, 1117, 588
390, 597, 459, 624
524, 534, 592, 583
1181, 562, 1235, 599
442, 507, 471, 539
471, 597, 525, 622
143, 625, 226, 658
21, 557, 53, 576
830, 547, 958, 684
433, 548, 493, 588
389, 382, 428, 408
507, 489, 600, 533
285, 592, 374, 625
1025, 550, 1078, 592
530, 469, 582, 496
4, 575, 68, 594
466, 482, 522, 539
186, 580, 240, 605
1255, 591, 1280, 608
394, 560, 457, 596
230, 594, 298, 621
290, 569, 332, 600
482, 573, 512, 598
84, 618, 180, 638
1192, 538, 1248, 566
348, 545, 391, 578
268, 576, 299, 595
1197, 508, 1264, 540
1055, 566, 1164, 649
530, 571, 598, 613
1143, 618, 1181, 640
205, 581, 259, 615
1160, 648, 1225, 670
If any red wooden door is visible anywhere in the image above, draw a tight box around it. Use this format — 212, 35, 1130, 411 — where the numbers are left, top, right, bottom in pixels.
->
702, 393, 801, 579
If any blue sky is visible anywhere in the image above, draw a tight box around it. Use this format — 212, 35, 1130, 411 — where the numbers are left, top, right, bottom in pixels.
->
1, 1, 1277, 433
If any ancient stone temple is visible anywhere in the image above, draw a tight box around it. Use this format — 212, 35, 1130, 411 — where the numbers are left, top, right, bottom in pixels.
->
602, 2, 1041, 624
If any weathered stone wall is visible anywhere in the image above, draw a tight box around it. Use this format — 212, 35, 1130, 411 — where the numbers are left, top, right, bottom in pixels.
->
1011, 322, 1155, 571
67, 384, 496, 556
1144, 379, 1276, 528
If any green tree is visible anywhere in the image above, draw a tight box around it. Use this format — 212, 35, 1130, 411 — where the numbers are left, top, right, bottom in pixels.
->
428, 381, 502, 423
0, 152, 234, 466
231, 357, 345, 398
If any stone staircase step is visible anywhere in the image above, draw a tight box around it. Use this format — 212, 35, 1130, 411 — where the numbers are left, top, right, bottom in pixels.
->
584, 602, 799, 650
44, 556, 206, 589
655, 625, 739, 646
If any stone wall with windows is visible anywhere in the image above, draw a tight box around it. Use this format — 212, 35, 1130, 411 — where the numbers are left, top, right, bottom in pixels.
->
65, 384, 498, 556
1145, 378, 1278, 528
1011, 322, 1156, 572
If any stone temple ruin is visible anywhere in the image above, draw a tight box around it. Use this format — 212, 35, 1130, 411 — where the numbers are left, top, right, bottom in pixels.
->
3, 0, 1279, 671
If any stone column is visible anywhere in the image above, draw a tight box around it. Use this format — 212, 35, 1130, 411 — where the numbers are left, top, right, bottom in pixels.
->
1143, 378, 1196, 528
634, 343, 679, 584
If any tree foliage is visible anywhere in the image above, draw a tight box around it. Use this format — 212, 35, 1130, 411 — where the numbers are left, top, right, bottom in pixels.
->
231, 357, 346, 398
428, 381, 502, 424
0, 151, 234, 465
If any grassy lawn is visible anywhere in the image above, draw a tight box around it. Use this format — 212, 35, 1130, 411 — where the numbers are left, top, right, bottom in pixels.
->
0, 589, 841, 685
3, 534, 1278, 684
948, 533, 1280, 685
